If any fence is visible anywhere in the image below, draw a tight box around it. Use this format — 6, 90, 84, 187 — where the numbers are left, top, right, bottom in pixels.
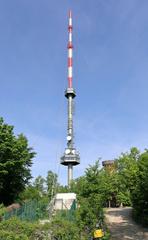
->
3, 198, 76, 222
3, 199, 48, 221
58, 199, 76, 222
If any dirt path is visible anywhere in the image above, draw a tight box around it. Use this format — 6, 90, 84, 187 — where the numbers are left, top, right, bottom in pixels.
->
105, 207, 148, 240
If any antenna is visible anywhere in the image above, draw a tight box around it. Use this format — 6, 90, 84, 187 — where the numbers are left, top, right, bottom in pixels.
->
60, 10, 80, 187
68, 10, 73, 88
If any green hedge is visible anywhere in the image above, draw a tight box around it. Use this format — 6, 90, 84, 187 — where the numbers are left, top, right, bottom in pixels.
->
0, 217, 37, 240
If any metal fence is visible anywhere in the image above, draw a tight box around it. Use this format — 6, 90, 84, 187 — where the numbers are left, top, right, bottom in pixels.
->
3, 199, 76, 222
3, 199, 48, 221
58, 199, 76, 221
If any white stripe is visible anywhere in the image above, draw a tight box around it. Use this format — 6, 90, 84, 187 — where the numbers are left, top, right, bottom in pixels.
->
69, 32, 72, 42
68, 48, 72, 58
68, 67, 72, 78
69, 18, 72, 26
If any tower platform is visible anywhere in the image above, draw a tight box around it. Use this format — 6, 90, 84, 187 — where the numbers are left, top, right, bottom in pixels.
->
65, 88, 76, 98
61, 148, 80, 166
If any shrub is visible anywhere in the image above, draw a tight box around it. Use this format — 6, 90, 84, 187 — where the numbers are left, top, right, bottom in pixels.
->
0, 204, 7, 220
0, 217, 37, 239
0, 230, 28, 240
50, 215, 80, 240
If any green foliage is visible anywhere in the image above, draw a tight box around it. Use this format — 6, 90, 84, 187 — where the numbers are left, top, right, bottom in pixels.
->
3, 198, 49, 222
0, 203, 7, 217
102, 230, 110, 240
0, 217, 37, 239
33, 175, 46, 195
19, 185, 41, 201
131, 151, 148, 226
72, 161, 105, 234
57, 184, 69, 193
116, 191, 131, 206
97, 147, 140, 207
0, 217, 53, 240
50, 215, 80, 239
70, 149, 145, 236
46, 170, 58, 201
0, 215, 110, 240
0, 117, 36, 205
116, 147, 139, 193
20, 170, 58, 204
0, 231, 28, 240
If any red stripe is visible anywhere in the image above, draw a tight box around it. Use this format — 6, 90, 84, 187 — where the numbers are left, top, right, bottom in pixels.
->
68, 77, 72, 88
68, 25, 72, 31
68, 58, 72, 67
67, 42, 73, 49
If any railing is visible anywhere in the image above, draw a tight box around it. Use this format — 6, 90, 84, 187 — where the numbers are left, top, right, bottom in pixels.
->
3, 199, 48, 221
58, 199, 76, 221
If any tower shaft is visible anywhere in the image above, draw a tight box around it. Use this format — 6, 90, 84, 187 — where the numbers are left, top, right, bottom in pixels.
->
67, 95, 73, 148
68, 164, 73, 186
61, 10, 80, 187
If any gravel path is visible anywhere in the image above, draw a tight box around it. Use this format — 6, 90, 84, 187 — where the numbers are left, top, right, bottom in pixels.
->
105, 207, 148, 240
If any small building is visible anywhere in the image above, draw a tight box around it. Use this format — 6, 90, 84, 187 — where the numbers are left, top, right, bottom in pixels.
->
54, 193, 76, 210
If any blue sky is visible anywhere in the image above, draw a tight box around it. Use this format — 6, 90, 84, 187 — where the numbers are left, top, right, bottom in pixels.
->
0, 0, 148, 185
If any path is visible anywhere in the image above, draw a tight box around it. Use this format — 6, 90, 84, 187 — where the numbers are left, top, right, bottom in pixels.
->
105, 207, 148, 240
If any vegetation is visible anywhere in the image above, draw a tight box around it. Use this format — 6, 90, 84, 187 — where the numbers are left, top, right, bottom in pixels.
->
0, 116, 148, 239
0, 118, 35, 205
0, 217, 37, 240
71, 147, 148, 229
131, 151, 148, 226
50, 215, 80, 240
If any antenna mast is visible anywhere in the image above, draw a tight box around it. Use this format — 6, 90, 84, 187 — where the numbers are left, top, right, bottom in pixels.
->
61, 10, 80, 187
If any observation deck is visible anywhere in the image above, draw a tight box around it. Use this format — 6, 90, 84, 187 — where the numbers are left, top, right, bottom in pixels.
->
65, 88, 76, 98
61, 148, 80, 166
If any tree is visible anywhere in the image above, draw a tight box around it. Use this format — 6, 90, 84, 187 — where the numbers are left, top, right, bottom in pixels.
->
72, 161, 104, 233
46, 170, 58, 200
0, 118, 35, 205
19, 185, 41, 201
114, 147, 139, 206
33, 175, 46, 196
116, 148, 139, 189
131, 151, 148, 226
57, 184, 69, 193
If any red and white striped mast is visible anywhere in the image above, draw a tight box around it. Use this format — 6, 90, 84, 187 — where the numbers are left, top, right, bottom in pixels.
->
68, 10, 73, 88
61, 10, 80, 187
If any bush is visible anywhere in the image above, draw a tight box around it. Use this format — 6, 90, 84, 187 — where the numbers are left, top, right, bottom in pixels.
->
102, 229, 110, 240
0, 217, 37, 239
50, 215, 80, 239
0, 217, 53, 240
0, 204, 7, 220
131, 152, 148, 227
0, 230, 28, 240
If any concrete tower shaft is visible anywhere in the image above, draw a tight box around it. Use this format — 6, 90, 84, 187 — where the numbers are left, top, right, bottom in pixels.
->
61, 10, 80, 187
67, 94, 73, 147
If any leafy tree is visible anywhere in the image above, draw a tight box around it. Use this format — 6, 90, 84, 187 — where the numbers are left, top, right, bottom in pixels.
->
72, 161, 104, 233
33, 175, 46, 196
116, 147, 139, 190
19, 185, 41, 201
131, 151, 148, 226
0, 118, 35, 205
46, 170, 58, 200
57, 185, 69, 194
98, 170, 119, 207
114, 147, 139, 206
